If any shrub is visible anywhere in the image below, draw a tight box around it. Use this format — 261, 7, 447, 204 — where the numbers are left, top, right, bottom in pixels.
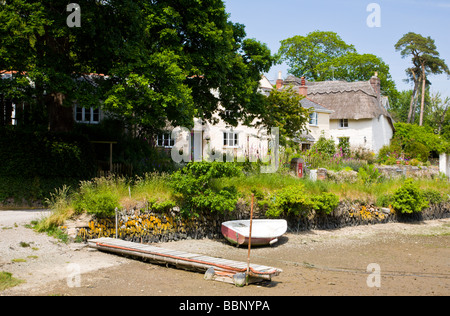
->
408, 158, 421, 166
358, 164, 382, 185
422, 189, 443, 205
405, 141, 430, 163
392, 179, 429, 214
148, 199, 177, 212
311, 135, 336, 157
311, 192, 339, 215
169, 162, 242, 217
351, 146, 376, 164
394, 122, 449, 155
0, 129, 96, 204
379, 123, 450, 164
265, 184, 313, 218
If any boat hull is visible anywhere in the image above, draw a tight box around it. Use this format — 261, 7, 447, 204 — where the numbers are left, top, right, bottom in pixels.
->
221, 219, 287, 246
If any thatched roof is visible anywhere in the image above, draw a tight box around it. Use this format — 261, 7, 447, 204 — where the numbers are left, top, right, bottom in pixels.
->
305, 80, 391, 121
282, 74, 393, 122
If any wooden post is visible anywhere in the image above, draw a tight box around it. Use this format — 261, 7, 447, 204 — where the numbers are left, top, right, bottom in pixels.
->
246, 193, 254, 285
115, 207, 118, 239
109, 142, 113, 173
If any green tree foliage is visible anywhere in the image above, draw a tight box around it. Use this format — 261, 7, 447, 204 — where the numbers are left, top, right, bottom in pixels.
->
393, 122, 449, 155
377, 122, 450, 164
0, 0, 276, 133
279, 31, 356, 81
258, 86, 310, 147
395, 32, 450, 126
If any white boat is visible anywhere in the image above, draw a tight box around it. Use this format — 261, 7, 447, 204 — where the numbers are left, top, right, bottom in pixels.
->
221, 219, 287, 246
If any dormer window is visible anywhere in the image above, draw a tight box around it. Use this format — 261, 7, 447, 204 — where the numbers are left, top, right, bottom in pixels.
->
309, 112, 318, 126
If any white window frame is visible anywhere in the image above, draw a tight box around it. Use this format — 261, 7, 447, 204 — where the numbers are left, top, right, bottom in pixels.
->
223, 131, 239, 148
339, 119, 349, 128
75, 105, 100, 124
309, 112, 318, 126
157, 132, 175, 148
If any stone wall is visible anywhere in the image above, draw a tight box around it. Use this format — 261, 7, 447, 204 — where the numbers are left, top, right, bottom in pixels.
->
311, 165, 441, 182
376, 165, 440, 180
287, 201, 450, 232
74, 200, 450, 243
76, 209, 232, 243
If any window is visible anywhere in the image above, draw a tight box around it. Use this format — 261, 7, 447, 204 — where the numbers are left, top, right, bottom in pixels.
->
223, 132, 239, 147
309, 112, 318, 125
74, 105, 100, 124
157, 133, 175, 148
301, 143, 311, 151
339, 119, 348, 128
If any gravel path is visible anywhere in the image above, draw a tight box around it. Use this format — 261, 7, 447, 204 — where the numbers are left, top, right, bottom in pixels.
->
0, 209, 129, 295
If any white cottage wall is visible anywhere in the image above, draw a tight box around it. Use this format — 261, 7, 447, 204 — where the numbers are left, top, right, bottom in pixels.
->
329, 118, 373, 150
371, 115, 394, 153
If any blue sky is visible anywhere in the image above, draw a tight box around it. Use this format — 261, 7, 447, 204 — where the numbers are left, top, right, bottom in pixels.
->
223, 0, 450, 98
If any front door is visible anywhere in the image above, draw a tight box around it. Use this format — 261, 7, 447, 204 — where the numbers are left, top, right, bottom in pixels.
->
191, 131, 203, 162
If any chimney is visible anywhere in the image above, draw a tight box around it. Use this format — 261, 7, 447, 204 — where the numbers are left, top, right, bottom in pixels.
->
369, 71, 381, 98
276, 71, 283, 90
298, 77, 307, 97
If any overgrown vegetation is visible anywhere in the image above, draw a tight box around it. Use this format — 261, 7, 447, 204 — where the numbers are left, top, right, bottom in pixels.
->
295, 135, 374, 172
377, 123, 450, 165
34, 160, 449, 238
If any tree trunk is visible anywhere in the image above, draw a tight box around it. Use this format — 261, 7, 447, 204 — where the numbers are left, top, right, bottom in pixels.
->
47, 92, 74, 132
410, 83, 420, 124
419, 64, 426, 126
407, 73, 419, 123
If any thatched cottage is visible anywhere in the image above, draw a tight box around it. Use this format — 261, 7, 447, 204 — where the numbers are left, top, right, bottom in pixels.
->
275, 73, 394, 153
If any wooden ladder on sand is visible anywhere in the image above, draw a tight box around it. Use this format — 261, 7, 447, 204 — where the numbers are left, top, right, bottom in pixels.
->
88, 237, 282, 286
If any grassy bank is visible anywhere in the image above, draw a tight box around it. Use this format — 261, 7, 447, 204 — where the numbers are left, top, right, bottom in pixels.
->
37, 162, 449, 239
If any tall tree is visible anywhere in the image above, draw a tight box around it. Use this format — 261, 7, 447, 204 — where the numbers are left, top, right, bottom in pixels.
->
279, 31, 356, 81
0, 0, 275, 133
257, 86, 310, 147
400, 64, 421, 124
395, 32, 450, 126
